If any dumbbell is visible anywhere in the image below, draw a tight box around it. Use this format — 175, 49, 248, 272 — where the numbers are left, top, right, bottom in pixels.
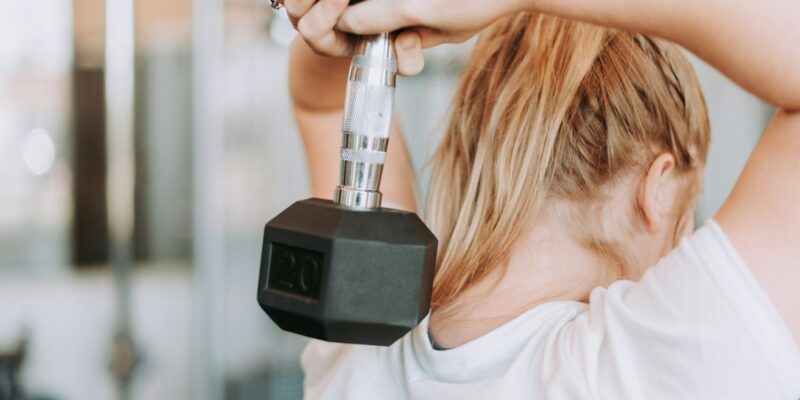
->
257, 33, 437, 346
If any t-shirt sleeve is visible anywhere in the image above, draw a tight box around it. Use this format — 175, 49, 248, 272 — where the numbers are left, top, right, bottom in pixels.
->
562, 221, 800, 399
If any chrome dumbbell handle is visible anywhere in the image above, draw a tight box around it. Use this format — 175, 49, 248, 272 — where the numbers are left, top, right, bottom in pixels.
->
333, 33, 397, 209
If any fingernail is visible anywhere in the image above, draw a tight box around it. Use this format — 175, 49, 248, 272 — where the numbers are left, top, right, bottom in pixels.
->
398, 35, 417, 51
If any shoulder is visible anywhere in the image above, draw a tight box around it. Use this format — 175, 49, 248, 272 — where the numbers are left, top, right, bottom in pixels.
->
561, 221, 800, 398
301, 339, 406, 399
301, 340, 349, 375
301, 340, 365, 386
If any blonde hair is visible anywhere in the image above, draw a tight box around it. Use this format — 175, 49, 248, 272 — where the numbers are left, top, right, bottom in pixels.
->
427, 13, 710, 310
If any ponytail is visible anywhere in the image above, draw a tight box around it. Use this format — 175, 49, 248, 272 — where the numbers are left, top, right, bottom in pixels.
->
427, 13, 710, 311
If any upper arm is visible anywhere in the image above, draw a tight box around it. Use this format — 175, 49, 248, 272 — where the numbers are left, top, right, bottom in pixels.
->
294, 107, 419, 212
561, 223, 800, 398
716, 109, 800, 344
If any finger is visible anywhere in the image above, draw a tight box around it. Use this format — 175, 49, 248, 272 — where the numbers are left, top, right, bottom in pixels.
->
298, 0, 348, 39
395, 30, 424, 76
297, 0, 351, 55
283, 0, 315, 20
336, 0, 416, 35
311, 30, 352, 57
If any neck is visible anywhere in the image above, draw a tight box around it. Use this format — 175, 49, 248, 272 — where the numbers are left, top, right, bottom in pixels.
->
429, 202, 621, 348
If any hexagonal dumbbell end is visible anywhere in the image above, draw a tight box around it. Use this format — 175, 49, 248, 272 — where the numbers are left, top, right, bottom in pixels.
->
257, 198, 437, 346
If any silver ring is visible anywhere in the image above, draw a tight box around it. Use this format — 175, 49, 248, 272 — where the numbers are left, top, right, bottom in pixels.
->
269, 0, 283, 10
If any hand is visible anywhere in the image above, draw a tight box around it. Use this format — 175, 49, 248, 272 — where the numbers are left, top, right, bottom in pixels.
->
336, 0, 528, 49
281, 0, 428, 76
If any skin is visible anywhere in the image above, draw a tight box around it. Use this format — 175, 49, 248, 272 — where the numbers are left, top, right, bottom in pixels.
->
280, 0, 800, 347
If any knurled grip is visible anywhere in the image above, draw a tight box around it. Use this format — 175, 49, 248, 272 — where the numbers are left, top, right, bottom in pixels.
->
333, 33, 397, 209
342, 79, 395, 139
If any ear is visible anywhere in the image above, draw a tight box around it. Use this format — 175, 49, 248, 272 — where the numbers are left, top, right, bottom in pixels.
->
637, 153, 678, 233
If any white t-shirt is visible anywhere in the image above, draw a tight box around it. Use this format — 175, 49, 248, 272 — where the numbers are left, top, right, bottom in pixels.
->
301, 221, 800, 399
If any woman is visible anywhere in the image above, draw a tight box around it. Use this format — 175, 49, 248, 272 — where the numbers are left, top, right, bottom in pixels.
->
280, 0, 800, 398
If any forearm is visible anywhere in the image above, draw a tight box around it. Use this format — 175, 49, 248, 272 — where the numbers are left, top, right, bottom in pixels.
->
288, 38, 350, 112
527, 0, 800, 110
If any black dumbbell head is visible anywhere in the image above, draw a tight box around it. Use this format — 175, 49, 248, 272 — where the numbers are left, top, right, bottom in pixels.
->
257, 198, 437, 346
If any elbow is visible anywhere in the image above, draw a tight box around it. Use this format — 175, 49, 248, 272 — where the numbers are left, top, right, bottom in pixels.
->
766, 55, 800, 111
768, 86, 800, 113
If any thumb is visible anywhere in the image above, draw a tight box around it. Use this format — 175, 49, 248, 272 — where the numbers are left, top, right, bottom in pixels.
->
395, 30, 425, 76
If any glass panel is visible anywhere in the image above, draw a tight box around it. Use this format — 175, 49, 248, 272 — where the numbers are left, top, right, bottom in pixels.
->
0, 0, 73, 273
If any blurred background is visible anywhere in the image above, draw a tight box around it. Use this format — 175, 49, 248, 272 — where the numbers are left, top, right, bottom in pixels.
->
0, 1, 771, 399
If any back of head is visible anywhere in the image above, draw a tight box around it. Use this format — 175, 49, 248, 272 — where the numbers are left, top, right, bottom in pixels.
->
427, 13, 710, 310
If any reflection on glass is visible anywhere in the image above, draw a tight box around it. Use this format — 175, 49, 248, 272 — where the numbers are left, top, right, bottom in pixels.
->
22, 129, 56, 176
